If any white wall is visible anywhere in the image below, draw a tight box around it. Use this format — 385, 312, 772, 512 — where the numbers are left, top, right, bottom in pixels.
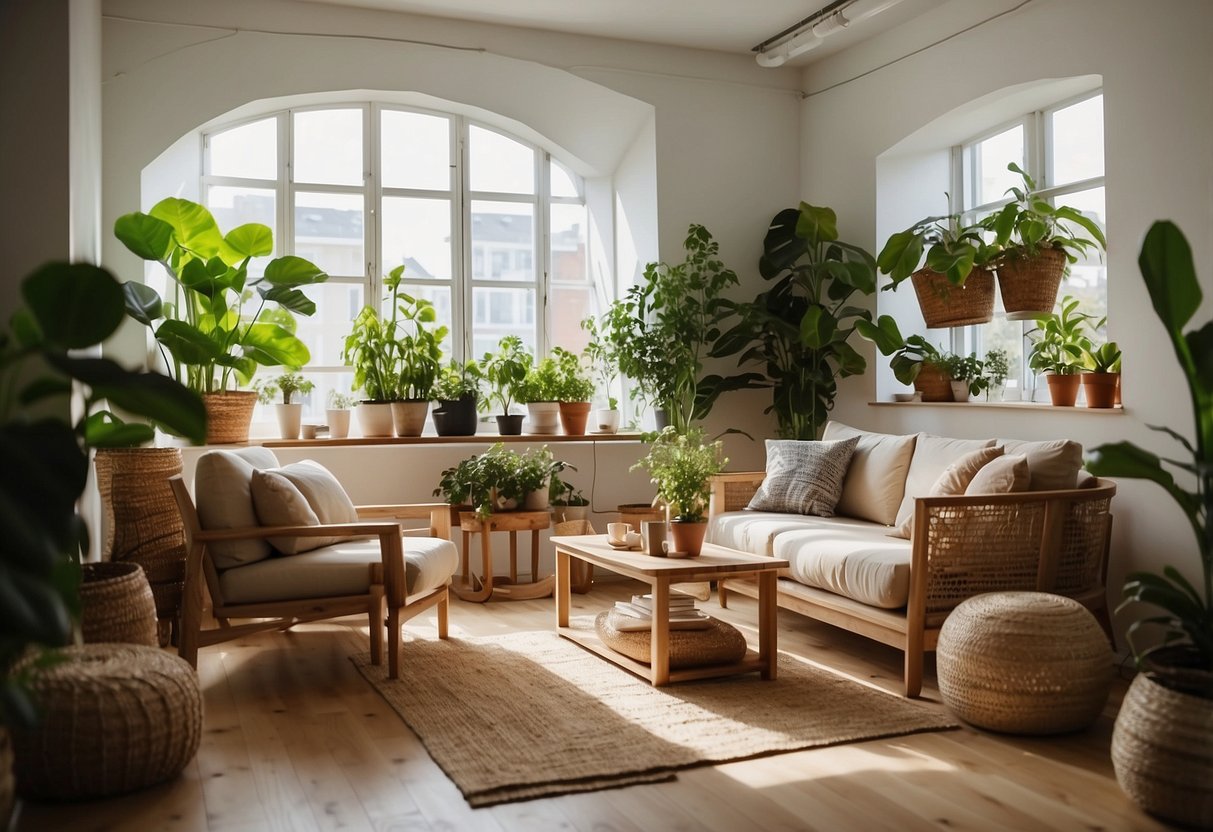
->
799, 0, 1213, 639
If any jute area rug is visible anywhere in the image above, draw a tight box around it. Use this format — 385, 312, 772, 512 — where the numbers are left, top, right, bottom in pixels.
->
351, 625, 958, 808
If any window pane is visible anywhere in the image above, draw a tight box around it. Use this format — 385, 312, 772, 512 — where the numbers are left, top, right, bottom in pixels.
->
1056, 187, 1106, 263
472, 287, 535, 359
293, 110, 363, 186
206, 185, 275, 276
551, 285, 592, 352
978, 308, 1025, 400
381, 196, 452, 280
290, 280, 365, 366
294, 191, 364, 277
471, 201, 534, 282
550, 203, 587, 284
1058, 188, 1107, 325
381, 111, 451, 191
550, 159, 579, 198
209, 118, 276, 180
964, 124, 1024, 209
404, 284, 453, 336
1050, 96, 1104, 186
469, 125, 534, 194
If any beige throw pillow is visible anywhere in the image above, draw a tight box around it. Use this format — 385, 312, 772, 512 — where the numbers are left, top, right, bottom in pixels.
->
822, 421, 918, 526
194, 447, 281, 569
889, 446, 1004, 539
996, 438, 1083, 491
250, 460, 358, 554
966, 454, 1030, 494
747, 437, 860, 517
893, 435, 997, 529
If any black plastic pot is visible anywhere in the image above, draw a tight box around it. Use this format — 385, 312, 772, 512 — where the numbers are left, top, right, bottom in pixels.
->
496, 414, 524, 435
433, 395, 479, 436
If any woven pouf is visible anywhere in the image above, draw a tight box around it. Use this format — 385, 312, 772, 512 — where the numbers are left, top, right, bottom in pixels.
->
11, 644, 202, 800
80, 561, 159, 647
594, 609, 747, 669
937, 592, 1112, 734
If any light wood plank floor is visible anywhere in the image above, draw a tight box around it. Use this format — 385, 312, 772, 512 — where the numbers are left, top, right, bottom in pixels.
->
17, 579, 1163, 832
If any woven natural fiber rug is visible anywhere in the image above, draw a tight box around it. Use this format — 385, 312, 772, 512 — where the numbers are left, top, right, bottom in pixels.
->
351, 625, 958, 807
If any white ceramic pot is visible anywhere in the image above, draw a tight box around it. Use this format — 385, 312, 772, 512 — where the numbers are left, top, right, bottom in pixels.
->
526, 401, 560, 434
357, 402, 395, 437
594, 408, 620, 434
326, 408, 351, 439
391, 400, 429, 437
949, 381, 971, 402
275, 403, 302, 439
523, 489, 550, 511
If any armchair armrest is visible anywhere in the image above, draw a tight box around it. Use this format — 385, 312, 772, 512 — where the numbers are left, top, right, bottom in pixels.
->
356, 503, 452, 541
709, 472, 766, 516
191, 521, 404, 543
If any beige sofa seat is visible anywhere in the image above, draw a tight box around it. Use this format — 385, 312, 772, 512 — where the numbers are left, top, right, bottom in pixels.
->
772, 523, 912, 609
219, 536, 459, 605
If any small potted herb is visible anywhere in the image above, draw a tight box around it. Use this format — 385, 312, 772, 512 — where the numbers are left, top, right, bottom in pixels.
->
941, 352, 986, 402
516, 446, 568, 511
518, 354, 562, 434
326, 390, 356, 439
552, 346, 595, 435
983, 348, 1010, 401
254, 372, 314, 439
480, 336, 532, 435
631, 427, 726, 556
432, 359, 483, 436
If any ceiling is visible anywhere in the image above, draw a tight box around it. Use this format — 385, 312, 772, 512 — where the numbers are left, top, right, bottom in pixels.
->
299, 0, 943, 61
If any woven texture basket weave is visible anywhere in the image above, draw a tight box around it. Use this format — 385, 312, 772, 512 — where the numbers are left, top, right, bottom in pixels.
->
911, 268, 995, 329
11, 644, 202, 800
0, 729, 13, 830
202, 390, 257, 444
913, 364, 953, 402
936, 592, 1112, 734
1111, 672, 1213, 828
595, 609, 747, 669
79, 562, 159, 646
995, 247, 1066, 320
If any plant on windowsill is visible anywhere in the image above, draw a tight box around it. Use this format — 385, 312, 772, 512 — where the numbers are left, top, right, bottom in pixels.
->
582, 315, 621, 433
517, 353, 562, 435
940, 352, 987, 402
1026, 295, 1095, 406
552, 346, 595, 435
856, 316, 952, 402
1080, 340, 1121, 409
393, 287, 448, 437
480, 335, 532, 435
254, 372, 314, 439
983, 348, 1010, 402
432, 359, 483, 437
343, 266, 405, 438
1085, 221, 1212, 827
325, 390, 356, 440
631, 427, 726, 556
983, 163, 1107, 319
114, 197, 327, 445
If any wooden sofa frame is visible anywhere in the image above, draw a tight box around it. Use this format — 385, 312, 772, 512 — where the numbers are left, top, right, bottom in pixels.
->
169, 476, 453, 679
709, 472, 1116, 697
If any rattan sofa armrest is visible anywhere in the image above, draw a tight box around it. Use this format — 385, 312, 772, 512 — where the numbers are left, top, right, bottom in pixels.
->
709, 471, 766, 516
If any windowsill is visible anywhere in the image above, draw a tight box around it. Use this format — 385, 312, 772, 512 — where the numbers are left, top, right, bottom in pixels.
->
869, 400, 1125, 414
259, 431, 646, 448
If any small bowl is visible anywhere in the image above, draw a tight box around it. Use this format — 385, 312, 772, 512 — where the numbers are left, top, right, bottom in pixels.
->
892, 392, 919, 403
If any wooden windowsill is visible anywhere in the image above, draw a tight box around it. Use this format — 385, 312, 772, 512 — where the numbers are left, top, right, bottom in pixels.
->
869, 400, 1125, 414
260, 432, 646, 448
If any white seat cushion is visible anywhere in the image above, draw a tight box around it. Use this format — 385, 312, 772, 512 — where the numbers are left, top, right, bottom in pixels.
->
773, 523, 913, 609
822, 421, 918, 526
709, 511, 888, 581
218, 536, 458, 605
195, 447, 281, 569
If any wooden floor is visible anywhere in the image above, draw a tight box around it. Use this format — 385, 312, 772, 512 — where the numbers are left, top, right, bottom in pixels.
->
18, 579, 1165, 832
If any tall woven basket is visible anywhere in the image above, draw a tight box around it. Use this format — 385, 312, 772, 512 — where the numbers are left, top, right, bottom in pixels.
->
202, 390, 257, 444
995, 247, 1066, 320
79, 562, 159, 646
94, 448, 186, 632
911, 268, 995, 328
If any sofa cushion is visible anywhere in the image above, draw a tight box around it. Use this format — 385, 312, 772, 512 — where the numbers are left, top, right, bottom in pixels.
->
709, 511, 880, 579
890, 445, 1005, 539
747, 437, 859, 517
997, 438, 1083, 490
773, 522, 913, 609
251, 467, 352, 555
218, 536, 459, 605
822, 421, 917, 526
195, 447, 281, 569
966, 454, 1030, 494
894, 434, 997, 529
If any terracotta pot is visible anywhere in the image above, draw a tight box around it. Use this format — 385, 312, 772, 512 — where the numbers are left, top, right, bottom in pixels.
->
357, 402, 395, 437
558, 401, 592, 435
911, 267, 995, 328
1045, 373, 1081, 406
496, 414, 524, 435
391, 400, 429, 437
275, 403, 302, 439
202, 390, 257, 444
1082, 372, 1119, 408
526, 402, 560, 434
996, 247, 1066, 320
669, 519, 708, 557
913, 364, 953, 402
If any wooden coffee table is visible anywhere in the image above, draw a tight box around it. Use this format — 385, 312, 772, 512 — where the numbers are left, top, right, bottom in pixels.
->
551, 534, 789, 686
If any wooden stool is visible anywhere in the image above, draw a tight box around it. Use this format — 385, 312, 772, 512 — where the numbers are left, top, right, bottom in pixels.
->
455, 510, 554, 602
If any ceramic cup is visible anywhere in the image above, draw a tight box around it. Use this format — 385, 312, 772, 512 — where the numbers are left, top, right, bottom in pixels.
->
300, 424, 319, 440
607, 522, 632, 544
641, 520, 667, 555
622, 531, 642, 548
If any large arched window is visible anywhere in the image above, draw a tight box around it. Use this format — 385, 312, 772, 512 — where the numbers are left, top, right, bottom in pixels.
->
202, 103, 594, 419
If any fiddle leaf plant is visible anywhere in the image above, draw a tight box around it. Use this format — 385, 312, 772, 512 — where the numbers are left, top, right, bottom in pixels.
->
1086, 221, 1213, 696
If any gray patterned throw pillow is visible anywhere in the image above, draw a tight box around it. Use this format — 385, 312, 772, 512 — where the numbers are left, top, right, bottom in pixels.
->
747, 437, 860, 516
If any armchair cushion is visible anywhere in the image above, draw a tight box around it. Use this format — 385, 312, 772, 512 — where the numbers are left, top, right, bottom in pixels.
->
747, 437, 859, 517
250, 460, 359, 554
195, 447, 281, 569
822, 421, 917, 526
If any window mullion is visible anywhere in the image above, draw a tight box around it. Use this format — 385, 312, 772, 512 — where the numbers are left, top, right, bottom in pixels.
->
367, 104, 379, 304
456, 117, 472, 362
280, 111, 292, 259
537, 148, 549, 356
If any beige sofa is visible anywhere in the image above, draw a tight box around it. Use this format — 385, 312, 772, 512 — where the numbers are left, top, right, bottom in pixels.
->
707, 421, 1116, 697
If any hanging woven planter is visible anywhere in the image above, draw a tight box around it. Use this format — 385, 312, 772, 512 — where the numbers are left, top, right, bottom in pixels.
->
996, 247, 1067, 320
911, 267, 995, 329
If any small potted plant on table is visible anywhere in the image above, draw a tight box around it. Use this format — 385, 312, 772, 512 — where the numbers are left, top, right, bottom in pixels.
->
255, 372, 314, 439
481, 336, 531, 435
631, 427, 727, 557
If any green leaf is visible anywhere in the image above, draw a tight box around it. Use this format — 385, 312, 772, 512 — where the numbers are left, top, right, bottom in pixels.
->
1053, 206, 1107, 249
1186, 321, 1213, 393
991, 203, 1018, 246
21, 262, 125, 349
1085, 441, 1201, 518
0, 420, 87, 573
833, 340, 866, 377
222, 223, 274, 260
122, 281, 164, 326
925, 244, 975, 285
179, 257, 220, 298
855, 314, 904, 356
1139, 220, 1201, 336
241, 322, 311, 367
114, 212, 174, 261
155, 320, 224, 365
259, 285, 317, 316
19, 377, 71, 406
800, 305, 837, 349
263, 256, 327, 288
149, 197, 223, 258
795, 203, 838, 246
877, 230, 924, 284
760, 208, 809, 276
81, 411, 156, 448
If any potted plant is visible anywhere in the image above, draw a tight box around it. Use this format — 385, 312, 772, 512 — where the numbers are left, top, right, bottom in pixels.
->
984, 163, 1107, 319
710, 204, 875, 439
1086, 221, 1212, 827
326, 390, 356, 439
550, 473, 590, 522
552, 346, 595, 435
856, 316, 952, 402
433, 444, 527, 518
432, 359, 482, 437
392, 287, 448, 437
480, 336, 531, 435
342, 265, 410, 437
941, 352, 986, 402
1026, 295, 1095, 406
516, 446, 568, 510
518, 354, 561, 434
1, 263, 205, 825
630, 427, 727, 557
877, 209, 998, 328
582, 316, 621, 433
114, 197, 327, 444
254, 372, 314, 439
1081, 340, 1121, 409
983, 348, 1010, 402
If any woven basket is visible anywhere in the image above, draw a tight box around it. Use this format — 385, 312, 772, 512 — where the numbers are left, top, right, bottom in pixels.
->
10, 644, 202, 800
617, 503, 664, 529
0, 729, 13, 830
94, 447, 186, 624
202, 390, 257, 444
911, 268, 995, 329
996, 247, 1066, 320
1112, 671, 1213, 827
79, 562, 159, 647
913, 364, 953, 402
936, 592, 1112, 735
594, 609, 747, 669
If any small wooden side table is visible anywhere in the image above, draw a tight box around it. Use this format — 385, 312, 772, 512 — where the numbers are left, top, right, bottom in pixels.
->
454, 510, 555, 602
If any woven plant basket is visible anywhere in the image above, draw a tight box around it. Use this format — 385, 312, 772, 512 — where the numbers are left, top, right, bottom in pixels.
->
913, 364, 953, 402
911, 268, 995, 329
0, 728, 13, 831
936, 592, 1112, 735
94, 447, 186, 625
996, 247, 1067, 320
202, 390, 257, 444
1112, 671, 1213, 828
79, 562, 158, 647
594, 610, 747, 669
10, 644, 202, 800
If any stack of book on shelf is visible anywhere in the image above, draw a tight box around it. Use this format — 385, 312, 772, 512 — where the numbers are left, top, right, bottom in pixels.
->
610, 593, 714, 632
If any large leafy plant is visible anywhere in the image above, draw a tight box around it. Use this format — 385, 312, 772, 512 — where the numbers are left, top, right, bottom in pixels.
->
480, 336, 532, 416
711, 204, 877, 440
855, 316, 945, 386
631, 427, 727, 522
1, 263, 205, 727
1086, 221, 1213, 697
985, 163, 1107, 263
114, 197, 327, 394
877, 210, 997, 289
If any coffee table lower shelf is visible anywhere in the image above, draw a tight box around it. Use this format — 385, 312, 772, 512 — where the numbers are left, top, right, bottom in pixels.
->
558, 627, 770, 684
